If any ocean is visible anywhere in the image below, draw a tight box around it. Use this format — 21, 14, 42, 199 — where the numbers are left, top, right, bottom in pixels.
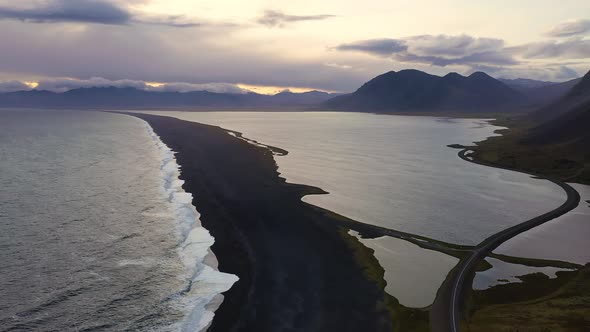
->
0, 110, 236, 332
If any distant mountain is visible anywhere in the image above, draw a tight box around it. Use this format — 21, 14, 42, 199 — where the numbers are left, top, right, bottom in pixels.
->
0, 87, 337, 109
501, 77, 582, 106
527, 70, 590, 147
323, 69, 526, 112
499, 78, 556, 91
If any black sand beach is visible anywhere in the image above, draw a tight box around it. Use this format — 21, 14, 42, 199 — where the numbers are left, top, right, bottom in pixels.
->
126, 113, 394, 332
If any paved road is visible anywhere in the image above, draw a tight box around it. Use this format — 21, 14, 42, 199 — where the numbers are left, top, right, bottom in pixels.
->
431, 148, 581, 332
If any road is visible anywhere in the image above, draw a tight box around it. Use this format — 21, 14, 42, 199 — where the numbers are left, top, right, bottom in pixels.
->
431, 148, 581, 332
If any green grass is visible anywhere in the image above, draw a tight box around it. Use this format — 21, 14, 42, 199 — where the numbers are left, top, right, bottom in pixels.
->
465, 265, 590, 332
469, 117, 590, 185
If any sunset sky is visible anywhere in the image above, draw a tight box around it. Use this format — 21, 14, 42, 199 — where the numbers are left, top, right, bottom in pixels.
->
0, 0, 589, 93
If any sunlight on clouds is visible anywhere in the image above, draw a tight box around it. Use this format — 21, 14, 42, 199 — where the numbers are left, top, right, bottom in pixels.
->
237, 83, 330, 95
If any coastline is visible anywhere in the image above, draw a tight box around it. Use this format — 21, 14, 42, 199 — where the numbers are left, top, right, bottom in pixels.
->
142, 120, 238, 331
125, 112, 395, 331
430, 145, 581, 332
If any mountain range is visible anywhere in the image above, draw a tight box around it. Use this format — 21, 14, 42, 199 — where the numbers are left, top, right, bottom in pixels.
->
323, 70, 528, 112
500, 77, 582, 106
0, 69, 581, 114
0, 87, 337, 109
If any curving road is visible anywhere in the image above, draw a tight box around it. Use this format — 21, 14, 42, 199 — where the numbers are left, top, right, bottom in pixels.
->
431, 148, 581, 332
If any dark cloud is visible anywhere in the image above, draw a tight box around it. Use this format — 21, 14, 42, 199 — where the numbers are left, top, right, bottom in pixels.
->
0, 0, 201, 27
0, 0, 131, 25
404, 35, 504, 57
334, 35, 517, 67
335, 39, 407, 56
133, 14, 202, 28
508, 39, 590, 59
257, 10, 335, 28
546, 19, 590, 38
394, 50, 517, 67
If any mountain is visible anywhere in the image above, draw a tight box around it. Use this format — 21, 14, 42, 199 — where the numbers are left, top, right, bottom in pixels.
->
323, 69, 526, 112
469, 70, 590, 184
0, 87, 337, 109
527, 70, 590, 147
499, 78, 556, 91
500, 77, 582, 106
531, 70, 590, 121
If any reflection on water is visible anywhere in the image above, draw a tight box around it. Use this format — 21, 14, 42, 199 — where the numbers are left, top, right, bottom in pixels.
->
495, 183, 590, 265
473, 257, 573, 290
350, 231, 458, 308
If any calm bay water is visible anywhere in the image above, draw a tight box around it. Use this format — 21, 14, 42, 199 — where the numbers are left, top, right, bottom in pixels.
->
0, 110, 236, 332
495, 183, 590, 264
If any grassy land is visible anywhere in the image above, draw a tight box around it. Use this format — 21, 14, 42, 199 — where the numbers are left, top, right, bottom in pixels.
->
465, 265, 590, 332
469, 117, 590, 185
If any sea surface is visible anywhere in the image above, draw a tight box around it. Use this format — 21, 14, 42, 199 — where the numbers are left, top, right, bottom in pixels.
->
0, 110, 237, 332
136, 111, 568, 307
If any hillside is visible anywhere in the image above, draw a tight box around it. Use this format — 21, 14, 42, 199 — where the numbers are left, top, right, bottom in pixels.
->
531, 71, 590, 121
324, 69, 526, 112
500, 77, 581, 106
470, 70, 590, 184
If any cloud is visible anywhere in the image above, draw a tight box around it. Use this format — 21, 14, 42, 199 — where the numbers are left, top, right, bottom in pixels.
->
405, 35, 504, 57
335, 39, 407, 56
29, 77, 250, 94
334, 35, 517, 67
148, 82, 248, 94
324, 62, 353, 70
0, 80, 32, 92
257, 10, 335, 28
469, 63, 583, 82
0, 0, 130, 25
133, 14, 201, 28
508, 38, 590, 59
546, 19, 590, 37
0, 0, 201, 27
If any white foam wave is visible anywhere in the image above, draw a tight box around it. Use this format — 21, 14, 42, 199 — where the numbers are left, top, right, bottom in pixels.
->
143, 121, 239, 332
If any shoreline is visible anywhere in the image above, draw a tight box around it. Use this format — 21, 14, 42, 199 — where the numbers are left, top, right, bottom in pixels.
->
124, 112, 395, 331
142, 119, 238, 331
430, 145, 581, 332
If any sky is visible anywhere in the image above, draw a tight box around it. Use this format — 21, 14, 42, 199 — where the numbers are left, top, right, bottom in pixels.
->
0, 0, 589, 94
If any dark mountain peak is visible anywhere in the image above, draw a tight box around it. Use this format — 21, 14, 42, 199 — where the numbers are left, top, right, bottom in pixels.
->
566, 70, 590, 98
275, 89, 294, 95
397, 69, 425, 74
531, 70, 590, 121
468, 71, 494, 80
443, 72, 464, 79
443, 72, 467, 83
324, 68, 525, 112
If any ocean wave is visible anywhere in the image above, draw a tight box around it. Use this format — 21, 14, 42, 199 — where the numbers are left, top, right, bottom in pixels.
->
143, 121, 238, 332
